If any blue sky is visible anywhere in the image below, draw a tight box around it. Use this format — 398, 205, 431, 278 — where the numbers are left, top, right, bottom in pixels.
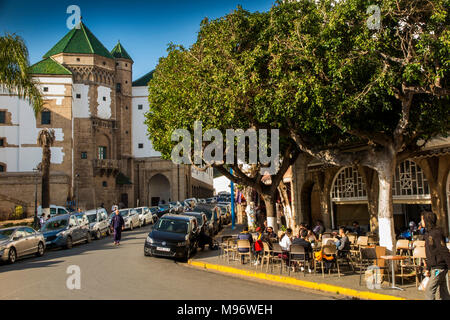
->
0, 0, 275, 80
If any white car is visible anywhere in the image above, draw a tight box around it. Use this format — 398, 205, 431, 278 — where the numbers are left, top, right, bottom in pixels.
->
85, 208, 110, 239
135, 207, 157, 226
119, 208, 140, 230
37, 205, 70, 218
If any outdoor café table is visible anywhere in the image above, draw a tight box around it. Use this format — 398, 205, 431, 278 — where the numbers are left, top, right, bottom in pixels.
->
381, 255, 408, 291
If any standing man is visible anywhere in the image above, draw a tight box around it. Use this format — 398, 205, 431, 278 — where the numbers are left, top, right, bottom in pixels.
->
421, 211, 450, 300
110, 208, 125, 246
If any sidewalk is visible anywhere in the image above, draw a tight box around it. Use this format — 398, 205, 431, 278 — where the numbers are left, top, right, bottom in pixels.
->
188, 224, 424, 300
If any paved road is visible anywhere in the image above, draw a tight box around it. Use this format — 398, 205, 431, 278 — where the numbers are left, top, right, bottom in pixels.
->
0, 225, 338, 300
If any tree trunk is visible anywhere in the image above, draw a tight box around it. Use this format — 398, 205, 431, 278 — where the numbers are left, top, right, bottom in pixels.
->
262, 194, 277, 233
375, 151, 397, 254
278, 181, 295, 229
41, 146, 51, 209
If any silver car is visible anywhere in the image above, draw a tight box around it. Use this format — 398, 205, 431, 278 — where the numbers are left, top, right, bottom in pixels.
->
120, 208, 140, 230
0, 226, 45, 264
86, 208, 110, 239
135, 207, 157, 226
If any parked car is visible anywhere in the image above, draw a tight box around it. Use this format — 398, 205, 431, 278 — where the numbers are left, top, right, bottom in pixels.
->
135, 207, 157, 226
191, 204, 221, 235
216, 205, 231, 225
0, 227, 45, 264
37, 205, 70, 218
157, 204, 171, 218
181, 212, 210, 237
169, 201, 184, 214
205, 197, 217, 204
144, 214, 199, 261
85, 208, 110, 240
183, 198, 198, 208
119, 208, 141, 230
41, 214, 92, 249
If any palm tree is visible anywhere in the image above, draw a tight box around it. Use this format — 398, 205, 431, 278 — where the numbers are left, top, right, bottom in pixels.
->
0, 33, 43, 115
37, 128, 55, 214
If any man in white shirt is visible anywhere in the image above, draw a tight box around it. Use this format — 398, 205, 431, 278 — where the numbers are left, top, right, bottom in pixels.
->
279, 228, 293, 251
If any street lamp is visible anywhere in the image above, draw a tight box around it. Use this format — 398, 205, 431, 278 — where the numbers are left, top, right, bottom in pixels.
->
75, 174, 80, 210
33, 165, 41, 230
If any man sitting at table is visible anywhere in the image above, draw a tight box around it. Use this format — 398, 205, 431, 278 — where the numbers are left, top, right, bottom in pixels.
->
237, 226, 253, 264
292, 229, 313, 272
335, 226, 351, 256
263, 226, 277, 240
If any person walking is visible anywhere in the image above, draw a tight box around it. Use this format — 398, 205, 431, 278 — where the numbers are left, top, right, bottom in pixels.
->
110, 208, 125, 246
421, 211, 450, 300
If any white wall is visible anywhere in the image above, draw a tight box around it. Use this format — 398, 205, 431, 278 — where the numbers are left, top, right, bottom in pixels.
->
96, 86, 112, 119
214, 175, 231, 195
131, 86, 161, 158
0, 78, 68, 172
191, 166, 214, 186
72, 84, 91, 118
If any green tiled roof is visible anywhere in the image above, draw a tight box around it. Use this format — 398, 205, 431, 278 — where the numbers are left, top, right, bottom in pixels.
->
43, 22, 114, 59
132, 70, 154, 87
111, 41, 133, 61
29, 58, 72, 75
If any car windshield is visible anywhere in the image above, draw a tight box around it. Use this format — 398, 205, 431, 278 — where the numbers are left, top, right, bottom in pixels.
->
42, 218, 68, 231
0, 229, 15, 240
159, 205, 169, 210
154, 218, 189, 234
87, 214, 97, 223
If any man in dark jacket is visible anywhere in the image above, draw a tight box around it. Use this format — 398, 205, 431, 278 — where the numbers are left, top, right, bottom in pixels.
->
237, 227, 253, 264
110, 209, 125, 246
291, 229, 312, 272
421, 211, 450, 300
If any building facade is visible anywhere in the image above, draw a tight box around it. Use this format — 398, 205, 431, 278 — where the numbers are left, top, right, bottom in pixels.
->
0, 22, 213, 218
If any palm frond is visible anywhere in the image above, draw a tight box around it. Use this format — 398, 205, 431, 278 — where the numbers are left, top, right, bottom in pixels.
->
0, 33, 43, 115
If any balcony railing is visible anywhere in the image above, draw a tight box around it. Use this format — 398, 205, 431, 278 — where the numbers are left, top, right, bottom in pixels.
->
91, 117, 118, 130
93, 159, 120, 177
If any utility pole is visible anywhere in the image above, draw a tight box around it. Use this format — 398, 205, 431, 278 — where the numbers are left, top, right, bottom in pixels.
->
230, 168, 235, 230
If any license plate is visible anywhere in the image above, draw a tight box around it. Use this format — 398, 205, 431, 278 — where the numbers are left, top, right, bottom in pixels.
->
157, 247, 170, 252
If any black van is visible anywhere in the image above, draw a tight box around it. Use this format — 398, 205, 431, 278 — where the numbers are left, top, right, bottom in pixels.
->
144, 214, 199, 261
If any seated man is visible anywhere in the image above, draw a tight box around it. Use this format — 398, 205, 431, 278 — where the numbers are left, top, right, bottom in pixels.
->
291, 229, 313, 272
237, 226, 253, 264
335, 226, 351, 256
352, 221, 363, 236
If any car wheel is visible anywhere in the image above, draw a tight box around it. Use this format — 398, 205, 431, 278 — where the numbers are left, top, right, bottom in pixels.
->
144, 219, 147, 226
86, 232, 92, 243
65, 236, 73, 249
96, 230, 101, 240
36, 242, 44, 257
8, 247, 17, 264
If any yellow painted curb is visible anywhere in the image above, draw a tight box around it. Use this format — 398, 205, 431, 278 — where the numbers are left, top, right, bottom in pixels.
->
188, 260, 407, 300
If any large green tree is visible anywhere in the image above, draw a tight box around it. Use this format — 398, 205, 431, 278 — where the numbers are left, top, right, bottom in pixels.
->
0, 33, 43, 115
264, 0, 449, 251
146, 8, 300, 231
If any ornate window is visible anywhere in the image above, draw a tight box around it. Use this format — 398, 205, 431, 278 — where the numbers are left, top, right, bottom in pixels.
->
393, 160, 430, 199
331, 167, 367, 202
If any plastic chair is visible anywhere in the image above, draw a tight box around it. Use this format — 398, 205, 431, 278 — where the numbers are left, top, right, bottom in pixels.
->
219, 235, 233, 259
261, 241, 273, 272
321, 245, 340, 278
271, 243, 284, 274
413, 240, 425, 248
224, 238, 237, 264
396, 239, 411, 256
289, 244, 309, 276
236, 239, 252, 264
